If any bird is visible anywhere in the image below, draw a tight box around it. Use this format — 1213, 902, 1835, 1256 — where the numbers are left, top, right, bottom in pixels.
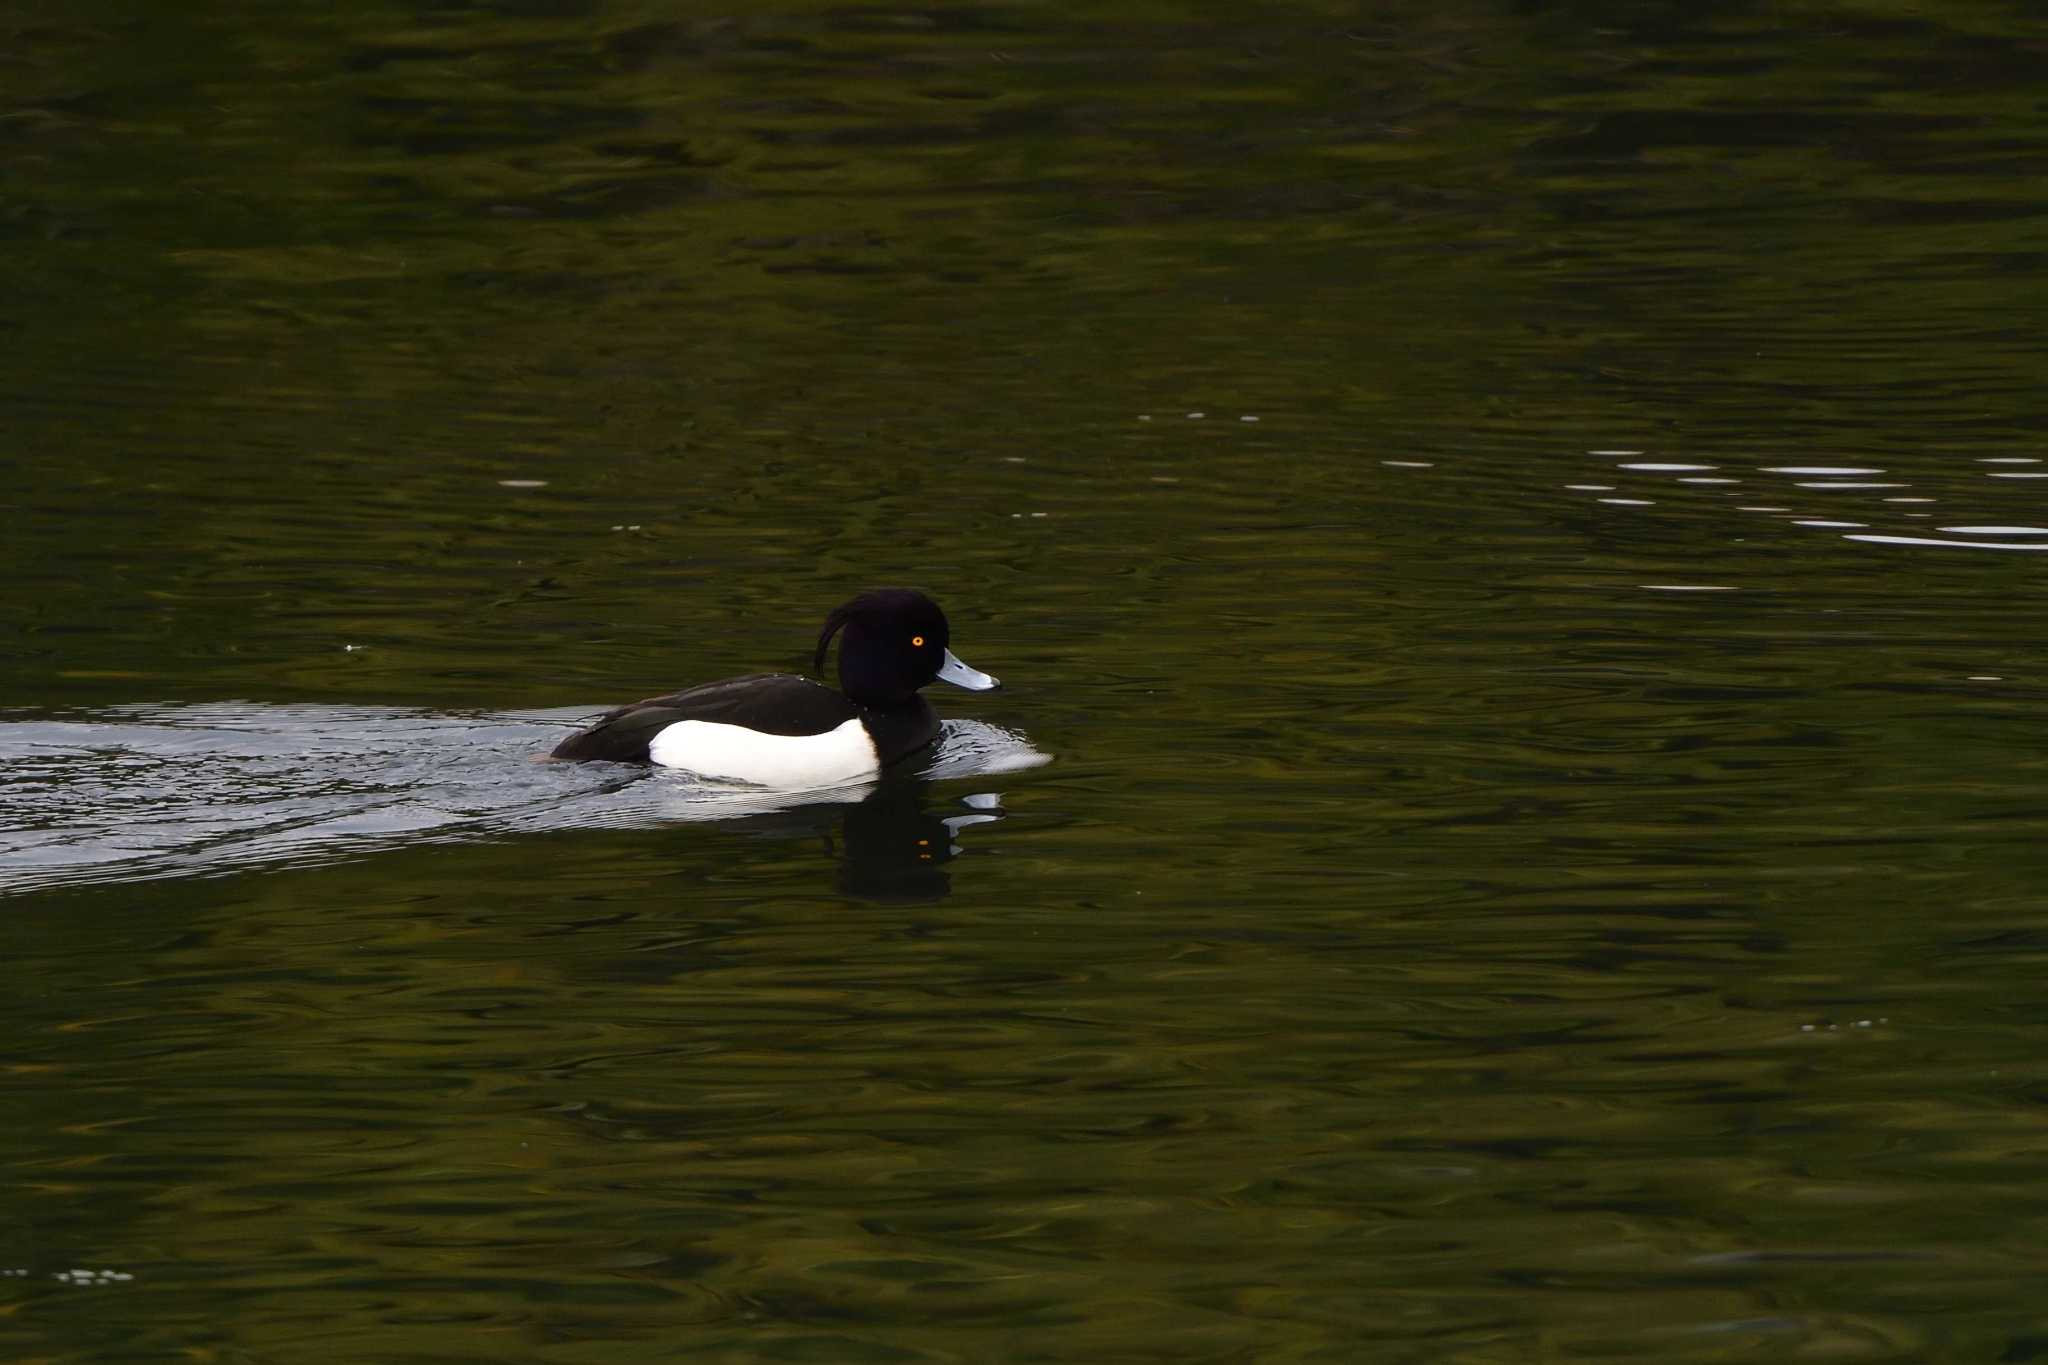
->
548, 588, 1000, 786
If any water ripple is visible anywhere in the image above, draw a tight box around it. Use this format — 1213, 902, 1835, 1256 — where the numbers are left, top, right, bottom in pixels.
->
0, 705, 1048, 894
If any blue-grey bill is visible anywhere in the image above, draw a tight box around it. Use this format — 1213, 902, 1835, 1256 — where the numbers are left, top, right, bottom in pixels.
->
938, 649, 1000, 691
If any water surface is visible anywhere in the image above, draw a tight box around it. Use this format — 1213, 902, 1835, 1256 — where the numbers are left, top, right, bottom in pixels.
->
5, 1, 2048, 1359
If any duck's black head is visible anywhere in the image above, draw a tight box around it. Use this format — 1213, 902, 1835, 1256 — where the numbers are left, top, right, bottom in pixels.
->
814, 588, 999, 709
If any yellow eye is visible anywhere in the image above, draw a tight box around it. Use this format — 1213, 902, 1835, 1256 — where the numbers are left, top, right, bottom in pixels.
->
911, 635, 925, 647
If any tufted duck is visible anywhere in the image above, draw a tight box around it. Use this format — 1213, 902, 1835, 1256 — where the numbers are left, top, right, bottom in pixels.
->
548, 588, 1000, 786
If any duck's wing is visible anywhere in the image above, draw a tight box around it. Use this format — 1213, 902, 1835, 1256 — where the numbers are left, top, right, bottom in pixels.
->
549, 674, 858, 763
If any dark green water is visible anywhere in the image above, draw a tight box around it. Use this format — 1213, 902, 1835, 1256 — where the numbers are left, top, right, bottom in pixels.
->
6, 1, 2048, 1358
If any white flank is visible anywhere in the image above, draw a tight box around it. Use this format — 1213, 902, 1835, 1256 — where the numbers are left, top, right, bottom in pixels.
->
647, 716, 878, 788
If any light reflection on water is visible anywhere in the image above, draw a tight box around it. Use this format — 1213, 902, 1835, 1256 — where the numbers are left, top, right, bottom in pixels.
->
1567, 448, 2048, 555
0, 705, 1048, 896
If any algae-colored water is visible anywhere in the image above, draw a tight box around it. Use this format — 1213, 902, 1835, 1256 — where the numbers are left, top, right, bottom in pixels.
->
5, 2, 2048, 1359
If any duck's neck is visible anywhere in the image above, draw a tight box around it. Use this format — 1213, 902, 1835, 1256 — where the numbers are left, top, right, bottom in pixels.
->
857, 696, 940, 768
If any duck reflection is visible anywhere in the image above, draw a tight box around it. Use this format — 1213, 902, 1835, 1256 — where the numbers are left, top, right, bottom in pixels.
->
637, 776, 1008, 901
832, 782, 1004, 900
595, 715, 1047, 900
